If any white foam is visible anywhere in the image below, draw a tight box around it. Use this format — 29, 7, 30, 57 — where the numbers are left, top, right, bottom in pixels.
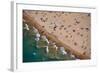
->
41, 35, 49, 44
53, 45, 58, 50
60, 47, 68, 55
36, 33, 40, 38
33, 27, 39, 33
70, 54, 75, 58
45, 46, 49, 53
24, 23, 29, 30
35, 37, 40, 41
32, 52, 37, 56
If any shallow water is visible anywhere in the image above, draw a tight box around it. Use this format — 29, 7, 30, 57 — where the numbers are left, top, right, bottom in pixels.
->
23, 23, 75, 63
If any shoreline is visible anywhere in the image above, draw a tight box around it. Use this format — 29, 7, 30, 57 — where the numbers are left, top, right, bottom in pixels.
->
23, 11, 90, 59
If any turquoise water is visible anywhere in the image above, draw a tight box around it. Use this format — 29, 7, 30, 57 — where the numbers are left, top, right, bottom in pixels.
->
23, 23, 75, 63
